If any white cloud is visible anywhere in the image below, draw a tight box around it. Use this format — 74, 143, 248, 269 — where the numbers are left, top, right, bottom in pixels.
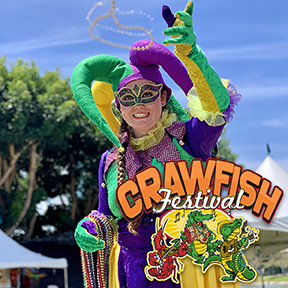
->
0, 32, 93, 55
36, 194, 69, 216
237, 85, 288, 99
205, 41, 288, 61
262, 119, 286, 128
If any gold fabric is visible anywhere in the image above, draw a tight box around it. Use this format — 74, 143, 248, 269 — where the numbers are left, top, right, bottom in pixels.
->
129, 109, 176, 151
187, 87, 226, 126
175, 49, 220, 113
109, 242, 121, 288
91, 81, 120, 136
180, 257, 240, 288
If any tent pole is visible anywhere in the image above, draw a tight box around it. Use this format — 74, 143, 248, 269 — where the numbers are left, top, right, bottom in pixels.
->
63, 267, 69, 288
17, 273, 20, 288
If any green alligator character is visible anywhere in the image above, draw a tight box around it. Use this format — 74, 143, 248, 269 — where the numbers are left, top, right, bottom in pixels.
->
203, 218, 258, 283
175, 210, 216, 264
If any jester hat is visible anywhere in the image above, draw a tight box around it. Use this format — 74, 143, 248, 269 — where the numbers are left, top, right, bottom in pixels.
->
71, 40, 193, 147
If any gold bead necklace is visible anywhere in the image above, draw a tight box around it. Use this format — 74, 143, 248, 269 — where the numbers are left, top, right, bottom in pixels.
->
87, 0, 154, 49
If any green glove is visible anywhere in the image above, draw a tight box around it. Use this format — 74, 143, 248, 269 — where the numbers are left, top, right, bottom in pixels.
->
162, 1, 230, 114
74, 218, 105, 252
162, 1, 196, 55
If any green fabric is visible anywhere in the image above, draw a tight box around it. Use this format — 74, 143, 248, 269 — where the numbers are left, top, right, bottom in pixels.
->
187, 46, 230, 112
74, 218, 105, 252
162, 4, 230, 112
105, 137, 195, 219
166, 94, 189, 122
172, 137, 194, 163
105, 160, 123, 220
71, 55, 133, 147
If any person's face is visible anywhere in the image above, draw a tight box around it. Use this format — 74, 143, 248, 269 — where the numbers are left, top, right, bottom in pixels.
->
119, 79, 167, 138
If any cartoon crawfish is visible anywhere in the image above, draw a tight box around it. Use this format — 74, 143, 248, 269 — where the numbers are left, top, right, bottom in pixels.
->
145, 220, 187, 283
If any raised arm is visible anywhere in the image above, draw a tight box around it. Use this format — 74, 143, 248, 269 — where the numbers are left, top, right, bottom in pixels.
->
162, 2, 241, 160
162, 1, 240, 127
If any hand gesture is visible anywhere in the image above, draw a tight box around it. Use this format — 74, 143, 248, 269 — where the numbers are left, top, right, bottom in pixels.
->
162, 1, 196, 47
75, 218, 105, 252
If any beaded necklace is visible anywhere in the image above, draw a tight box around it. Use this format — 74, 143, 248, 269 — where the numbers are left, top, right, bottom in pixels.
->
80, 212, 118, 288
87, 0, 153, 49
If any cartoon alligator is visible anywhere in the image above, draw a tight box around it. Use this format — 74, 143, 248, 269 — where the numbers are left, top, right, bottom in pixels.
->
176, 210, 216, 264
203, 218, 258, 283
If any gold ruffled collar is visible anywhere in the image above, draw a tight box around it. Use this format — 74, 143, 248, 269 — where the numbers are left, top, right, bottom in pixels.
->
130, 110, 176, 151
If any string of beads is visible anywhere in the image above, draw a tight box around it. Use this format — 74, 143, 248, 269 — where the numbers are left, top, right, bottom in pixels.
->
80, 212, 118, 288
87, 0, 154, 49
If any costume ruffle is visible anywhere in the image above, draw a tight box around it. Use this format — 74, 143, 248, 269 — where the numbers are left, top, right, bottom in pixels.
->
187, 81, 241, 126
223, 82, 242, 123
187, 87, 226, 126
126, 122, 186, 179
130, 109, 177, 151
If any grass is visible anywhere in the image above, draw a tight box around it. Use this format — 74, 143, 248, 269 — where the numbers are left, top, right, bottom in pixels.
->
254, 274, 288, 283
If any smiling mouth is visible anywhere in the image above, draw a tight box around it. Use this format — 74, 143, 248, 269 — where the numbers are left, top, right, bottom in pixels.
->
133, 113, 149, 119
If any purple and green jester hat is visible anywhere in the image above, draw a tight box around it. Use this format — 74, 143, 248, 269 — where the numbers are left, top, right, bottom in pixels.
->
70, 39, 193, 147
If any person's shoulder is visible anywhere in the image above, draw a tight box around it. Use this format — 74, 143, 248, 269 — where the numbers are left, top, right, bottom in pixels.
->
165, 121, 187, 139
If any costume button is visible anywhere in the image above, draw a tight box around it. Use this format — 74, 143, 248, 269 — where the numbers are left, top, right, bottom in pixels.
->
179, 140, 184, 146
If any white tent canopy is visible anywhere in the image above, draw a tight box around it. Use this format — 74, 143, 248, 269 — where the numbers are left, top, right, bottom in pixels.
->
232, 155, 288, 256
0, 229, 68, 287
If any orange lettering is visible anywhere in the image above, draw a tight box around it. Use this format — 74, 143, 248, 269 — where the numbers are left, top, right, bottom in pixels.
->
239, 170, 261, 208
163, 161, 186, 197
214, 160, 234, 196
229, 164, 242, 197
135, 167, 162, 213
116, 179, 143, 221
179, 159, 215, 195
253, 180, 283, 223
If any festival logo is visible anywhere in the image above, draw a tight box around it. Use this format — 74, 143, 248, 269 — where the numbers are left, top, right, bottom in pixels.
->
144, 209, 259, 284
115, 158, 284, 284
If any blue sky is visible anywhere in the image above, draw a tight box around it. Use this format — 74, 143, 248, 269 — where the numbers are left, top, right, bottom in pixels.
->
1, 0, 287, 172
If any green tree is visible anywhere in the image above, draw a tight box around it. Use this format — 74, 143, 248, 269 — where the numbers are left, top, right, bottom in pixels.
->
213, 128, 238, 162
0, 57, 110, 239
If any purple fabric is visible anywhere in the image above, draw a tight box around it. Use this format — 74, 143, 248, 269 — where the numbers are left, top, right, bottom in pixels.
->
162, 5, 176, 27
223, 83, 242, 122
125, 122, 186, 178
95, 118, 225, 287
103, 121, 187, 179
81, 220, 98, 236
103, 148, 117, 174
183, 117, 225, 161
117, 216, 181, 288
99, 118, 224, 216
115, 40, 193, 109
118, 63, 172, 99
166, 121, 186, 139
98, 150, 114, 216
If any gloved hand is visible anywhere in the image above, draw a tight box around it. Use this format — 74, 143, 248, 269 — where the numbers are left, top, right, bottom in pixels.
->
74, 218, 105, 252
162, 1, 196, 50
162, 1, 231, 121
162, 5, 176, 27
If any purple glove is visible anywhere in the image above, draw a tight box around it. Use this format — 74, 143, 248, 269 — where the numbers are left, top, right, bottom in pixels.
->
162, 5, 176, 27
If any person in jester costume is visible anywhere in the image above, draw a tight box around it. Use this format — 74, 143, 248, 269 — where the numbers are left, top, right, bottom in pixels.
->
71, 1, 241, 287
